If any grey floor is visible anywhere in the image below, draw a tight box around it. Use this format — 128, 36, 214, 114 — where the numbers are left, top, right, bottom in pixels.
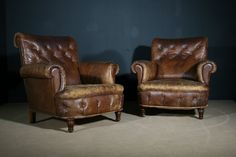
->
0, 100, 236, 157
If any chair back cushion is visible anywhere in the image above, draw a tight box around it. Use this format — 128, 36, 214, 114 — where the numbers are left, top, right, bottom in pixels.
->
151, 37, 207, 80
14, 33, 80, 85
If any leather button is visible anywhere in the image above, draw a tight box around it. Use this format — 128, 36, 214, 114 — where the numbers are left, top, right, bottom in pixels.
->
46, 44, 51, 50
57, 44, 62, 50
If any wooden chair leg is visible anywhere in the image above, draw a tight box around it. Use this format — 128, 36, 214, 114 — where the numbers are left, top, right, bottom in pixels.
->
198, 108, 204, 119
140, 107, 145, 117
29, 110, 36, 123
67, 118, 75, 133
115, 111, 121, 122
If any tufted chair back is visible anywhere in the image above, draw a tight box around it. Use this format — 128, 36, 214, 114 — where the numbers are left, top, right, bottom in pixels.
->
14, 33, 80, 85
151, 37, 208, 80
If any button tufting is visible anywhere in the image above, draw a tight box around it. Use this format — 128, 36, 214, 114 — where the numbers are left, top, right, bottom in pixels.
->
178, 96, 183, 105
65, 52, 72, 58
46, 44, 51, 50
157, 44, 162, 50
96, 99, 101, 107
80, 101, 86, 108
57, 44, 62, 50
181, 44, 187, 49
69, 44, 74, 50
192, 97, 198, 106
169, 45, 174, 49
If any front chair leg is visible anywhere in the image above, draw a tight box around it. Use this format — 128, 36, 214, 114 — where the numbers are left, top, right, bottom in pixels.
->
198, 108, 204, 119
29, 110, 36, 123
115, 111, 121, 122
140, 107, 145, 117
67, 118, 75, 133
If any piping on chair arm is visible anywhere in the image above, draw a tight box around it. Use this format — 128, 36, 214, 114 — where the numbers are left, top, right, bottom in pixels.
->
20, 63, 66, 92
131, 60, 157, 84
79, 62, 119, 84
197, 60, 217, 85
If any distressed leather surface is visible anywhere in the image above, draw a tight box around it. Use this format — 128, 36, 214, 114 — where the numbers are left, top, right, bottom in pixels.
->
79, 62, 119, 84
14, 32, 124, 119
139, 79, 208, 92
56, 84, 123, 99
56, 95, 123, 118
24, 78, 58, 114
132, 37, 216, 109
140, 91, 208, 108
14, 32, 80, 85
152, 37, 208, 80
20, 63, 66, 91
131, 60, 157, 84
197, 60, 217, 85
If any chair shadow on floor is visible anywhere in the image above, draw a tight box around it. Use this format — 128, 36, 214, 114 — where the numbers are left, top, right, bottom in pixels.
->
144, 108, 197, 118
1, 101, 235, 132
123, 100, 197, 118
0, 103, 125, 132
34, 114, 119, 133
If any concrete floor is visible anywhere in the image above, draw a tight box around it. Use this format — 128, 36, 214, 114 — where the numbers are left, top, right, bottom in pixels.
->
0, 100, 236, 157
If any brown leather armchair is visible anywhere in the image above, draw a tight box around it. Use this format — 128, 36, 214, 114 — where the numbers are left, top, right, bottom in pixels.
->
131, 37, 216, 119
14, 33, 124, 132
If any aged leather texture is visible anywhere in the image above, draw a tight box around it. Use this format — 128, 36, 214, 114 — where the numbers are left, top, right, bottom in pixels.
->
14, 32, 80, 85
56, 94, 123, 118
139, 91, 209, 108
20, 63, 66, 92
152, 37, 208, 80
56, 84, 123, 99
132, 37, 217, 117
138, 79, 208, 92
197, 61, 217, 85
79, 62, 119, 84
131, 60, 157, 84
14, 32, 124, 132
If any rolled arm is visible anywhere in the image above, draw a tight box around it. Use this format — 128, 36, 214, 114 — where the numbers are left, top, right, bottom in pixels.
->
20, 63, 66, 91
79, 62, 119, 84
197, 60, 217, 85
131, 60, 157, 84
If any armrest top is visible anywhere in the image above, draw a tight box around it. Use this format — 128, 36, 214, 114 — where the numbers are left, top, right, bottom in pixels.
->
131, 60, 157, 84
197, 60, 217, 85
79, 61, 119, 84
131, 60, 155, 73
20, 63, 65, 78
20, 63, 66, 91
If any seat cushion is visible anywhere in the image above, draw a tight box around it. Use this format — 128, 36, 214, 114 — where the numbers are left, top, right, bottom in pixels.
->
138, 79, 208, 92
56, 84, 124, 99
138, 79, 208, 108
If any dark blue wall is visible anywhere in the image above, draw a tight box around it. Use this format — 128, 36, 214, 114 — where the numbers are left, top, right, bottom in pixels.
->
5, 0, 236, 101
0, 0, 7, 104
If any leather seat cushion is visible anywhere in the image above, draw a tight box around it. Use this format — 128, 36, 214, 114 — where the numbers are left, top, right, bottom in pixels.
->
138, 79, 208, 92
56, 94, 123, 117
56, 84, 124, 99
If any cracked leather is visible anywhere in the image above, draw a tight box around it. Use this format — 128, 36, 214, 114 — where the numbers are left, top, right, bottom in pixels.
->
14, 32, 124, 118
132, 37, 216, 109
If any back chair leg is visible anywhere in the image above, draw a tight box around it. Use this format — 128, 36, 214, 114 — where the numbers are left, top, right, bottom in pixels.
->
115, 111, 121, 122
198, 108, 204, 119
67, 118, 75, 133
29, 110, 36, 123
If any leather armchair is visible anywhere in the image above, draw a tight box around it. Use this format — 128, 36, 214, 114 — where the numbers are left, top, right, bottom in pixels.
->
14, 33, 124, 132
132, 37, 216, 119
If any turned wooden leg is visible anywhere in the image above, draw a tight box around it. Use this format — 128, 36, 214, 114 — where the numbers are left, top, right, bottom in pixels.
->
29, 110, 36, 123
115, 111, 121, 122
67, 118, 75, 133
140, 107, 145, 117
198, 108, 204, 119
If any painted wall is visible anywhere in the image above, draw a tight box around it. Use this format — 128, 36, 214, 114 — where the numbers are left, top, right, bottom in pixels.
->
0, 0, 7, 104
5, 0, 236, 101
